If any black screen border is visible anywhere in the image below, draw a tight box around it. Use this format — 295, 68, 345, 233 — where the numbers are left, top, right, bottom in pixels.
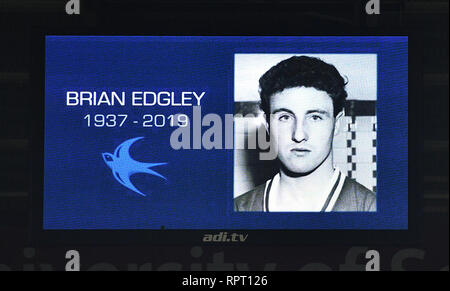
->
30, 25, 422, 246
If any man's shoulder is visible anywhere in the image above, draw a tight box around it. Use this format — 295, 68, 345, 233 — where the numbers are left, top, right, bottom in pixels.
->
333, 177, 377, 212
234, 183, 266, 212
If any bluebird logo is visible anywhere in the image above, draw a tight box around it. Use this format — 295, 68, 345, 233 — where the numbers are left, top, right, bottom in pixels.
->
102, 137, 167, 196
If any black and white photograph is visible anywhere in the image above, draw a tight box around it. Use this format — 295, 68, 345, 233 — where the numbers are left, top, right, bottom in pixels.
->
234, 54, 378, 212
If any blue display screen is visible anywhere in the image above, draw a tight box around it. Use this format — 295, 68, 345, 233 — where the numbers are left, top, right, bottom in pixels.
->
44, 36, 408, 229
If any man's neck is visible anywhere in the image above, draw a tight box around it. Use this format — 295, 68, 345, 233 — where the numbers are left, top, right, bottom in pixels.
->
278, 156, 335, 204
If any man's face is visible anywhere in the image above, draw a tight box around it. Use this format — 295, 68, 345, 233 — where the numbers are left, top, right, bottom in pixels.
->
269, 86, 337, 174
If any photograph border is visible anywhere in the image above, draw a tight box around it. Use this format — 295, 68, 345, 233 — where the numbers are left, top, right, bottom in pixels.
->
232, 52, 379, 204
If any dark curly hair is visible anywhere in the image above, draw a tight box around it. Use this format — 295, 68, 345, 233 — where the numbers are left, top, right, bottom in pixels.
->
259, 56, 348, 118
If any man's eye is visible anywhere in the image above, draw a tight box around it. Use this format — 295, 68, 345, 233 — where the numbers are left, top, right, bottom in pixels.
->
278, 115, 291, 121
310, 115, 323, 121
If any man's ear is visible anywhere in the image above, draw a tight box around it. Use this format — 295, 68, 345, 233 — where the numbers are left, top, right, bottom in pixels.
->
263, 118, 270, 134
260, 112, 270, 134
334, 110, 345, 136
